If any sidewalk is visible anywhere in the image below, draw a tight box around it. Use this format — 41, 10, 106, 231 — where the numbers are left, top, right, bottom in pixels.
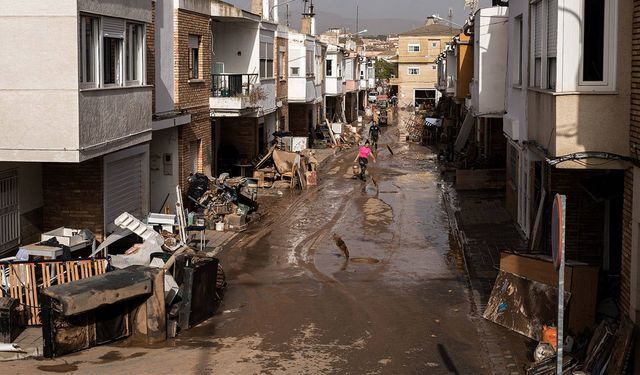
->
443, 185, 533, 374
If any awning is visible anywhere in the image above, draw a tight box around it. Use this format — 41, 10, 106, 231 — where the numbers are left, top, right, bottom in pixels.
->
454, 112, 475, 152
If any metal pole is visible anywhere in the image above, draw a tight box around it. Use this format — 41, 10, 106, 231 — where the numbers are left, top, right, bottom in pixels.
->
556, 195, 566, 375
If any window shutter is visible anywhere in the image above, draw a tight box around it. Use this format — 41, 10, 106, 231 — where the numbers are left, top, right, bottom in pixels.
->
534, 2, 542, 58
103, 17, 125, 39
189, 35, 199, 49
547, 0, 557, 57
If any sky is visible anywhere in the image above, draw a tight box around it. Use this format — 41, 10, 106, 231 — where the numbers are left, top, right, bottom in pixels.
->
225, 0, 491, 35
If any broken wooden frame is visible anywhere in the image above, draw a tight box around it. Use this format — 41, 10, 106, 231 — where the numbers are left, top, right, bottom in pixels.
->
0, 258, 108, 325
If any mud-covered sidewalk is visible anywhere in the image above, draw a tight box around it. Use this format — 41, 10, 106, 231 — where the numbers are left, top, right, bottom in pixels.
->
443, 186, 534, 374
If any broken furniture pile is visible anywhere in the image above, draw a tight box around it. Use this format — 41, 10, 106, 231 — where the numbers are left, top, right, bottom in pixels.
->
0, 195, 227, 358
322, 120, 361, 148
483, 252, 637, 374
252, 146, 319, 190
186, 172, 259, 232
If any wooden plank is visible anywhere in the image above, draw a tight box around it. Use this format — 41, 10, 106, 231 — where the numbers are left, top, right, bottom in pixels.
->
30, 264, 39, 325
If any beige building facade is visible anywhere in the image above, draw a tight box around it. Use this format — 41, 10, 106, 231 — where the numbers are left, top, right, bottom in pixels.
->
394, 18, 458, 109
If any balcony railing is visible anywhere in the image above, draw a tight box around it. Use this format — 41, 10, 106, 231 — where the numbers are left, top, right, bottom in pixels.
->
211, 74, 258, 98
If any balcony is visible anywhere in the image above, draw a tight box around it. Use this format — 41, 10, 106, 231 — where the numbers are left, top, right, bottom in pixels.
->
527, 92, 629, 166
210, 74, 258, 115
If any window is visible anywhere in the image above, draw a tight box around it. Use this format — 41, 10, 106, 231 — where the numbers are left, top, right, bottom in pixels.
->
408, 44, 420, 52
291, 66, 300, 77
531, 1, 542, 88
278, 50, 285, 79
431, 65, 437, 70
80, 15, 146, 88
408, 67, 420, 75
260, 41, 274, 79
583, 0, 605, 82
306, 50, 314, 76
188, 35, 200, 80
513, 15, 523, 85
102, 17, 125, 86
80, 16, 99, 87
126, 23, 144, 83
547, 0, 557, 89
430, 41, 438, 48
103, 37, 123, 85
326, 59, 333, 77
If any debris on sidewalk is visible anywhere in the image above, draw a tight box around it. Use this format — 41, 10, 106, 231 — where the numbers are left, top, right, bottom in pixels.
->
483, 270, 568, 341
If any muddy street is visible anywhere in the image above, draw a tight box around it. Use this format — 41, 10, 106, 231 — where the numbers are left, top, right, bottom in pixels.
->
5, 124, 491, 375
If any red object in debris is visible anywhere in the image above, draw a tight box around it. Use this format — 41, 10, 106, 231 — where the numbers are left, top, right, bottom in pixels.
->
306, 171, 317, 186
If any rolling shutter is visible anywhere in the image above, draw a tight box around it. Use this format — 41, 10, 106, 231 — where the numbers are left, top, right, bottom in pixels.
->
534, 1, 542, 58
547, 0, 558, 57
104, 154, 144, 232
103, 17, 125, 39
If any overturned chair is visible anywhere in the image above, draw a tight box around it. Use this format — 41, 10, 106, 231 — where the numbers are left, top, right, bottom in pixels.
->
40, 265, 166, 358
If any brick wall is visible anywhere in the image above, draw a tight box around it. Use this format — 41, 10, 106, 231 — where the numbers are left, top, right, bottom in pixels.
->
620, 0, 640, 317
43, 159, 104, 241
276, 36, 289, 131
174, 9, 213, 186
544, 168, 624, 266
147, 2, 156, 113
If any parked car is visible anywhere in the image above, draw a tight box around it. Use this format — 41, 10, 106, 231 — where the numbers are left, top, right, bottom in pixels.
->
368, 91, 378, 103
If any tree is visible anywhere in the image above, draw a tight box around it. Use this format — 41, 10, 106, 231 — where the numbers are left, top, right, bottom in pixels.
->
375, 59, 396, 80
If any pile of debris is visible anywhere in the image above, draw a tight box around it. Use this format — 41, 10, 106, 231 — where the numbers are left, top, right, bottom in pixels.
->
0, 187, 229, 358
252, 146, 319, 190
185, 172, 258, 232
482, 252, 637, 375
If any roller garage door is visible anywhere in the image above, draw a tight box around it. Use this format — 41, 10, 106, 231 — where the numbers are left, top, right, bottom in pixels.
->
104, 146, 149, 233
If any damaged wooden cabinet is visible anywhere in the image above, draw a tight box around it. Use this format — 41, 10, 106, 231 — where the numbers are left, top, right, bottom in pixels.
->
40, 266, 166, 358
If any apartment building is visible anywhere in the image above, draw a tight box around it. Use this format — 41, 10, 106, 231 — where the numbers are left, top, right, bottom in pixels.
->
0, 0, 153, 248
209, 1, 278, 175
393, 17, 458, 109
325, 44, 345, 122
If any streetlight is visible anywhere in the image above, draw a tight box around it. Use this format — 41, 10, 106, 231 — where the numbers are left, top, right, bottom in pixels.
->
430, 14, 463, 28
354, 29, 367, 124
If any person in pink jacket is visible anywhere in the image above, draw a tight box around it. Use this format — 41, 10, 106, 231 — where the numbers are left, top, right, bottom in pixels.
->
354, 141, 376, 180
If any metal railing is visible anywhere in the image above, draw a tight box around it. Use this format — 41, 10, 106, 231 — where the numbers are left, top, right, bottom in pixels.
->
211, 73, 258, 98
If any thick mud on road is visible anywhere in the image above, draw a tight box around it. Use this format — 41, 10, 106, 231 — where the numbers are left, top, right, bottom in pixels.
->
5, 125, 491, 375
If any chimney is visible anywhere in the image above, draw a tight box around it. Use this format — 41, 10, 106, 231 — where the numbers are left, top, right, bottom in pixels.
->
251, 0, 263, 17
426, 16, 437, 26
301, 0, 316, 35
